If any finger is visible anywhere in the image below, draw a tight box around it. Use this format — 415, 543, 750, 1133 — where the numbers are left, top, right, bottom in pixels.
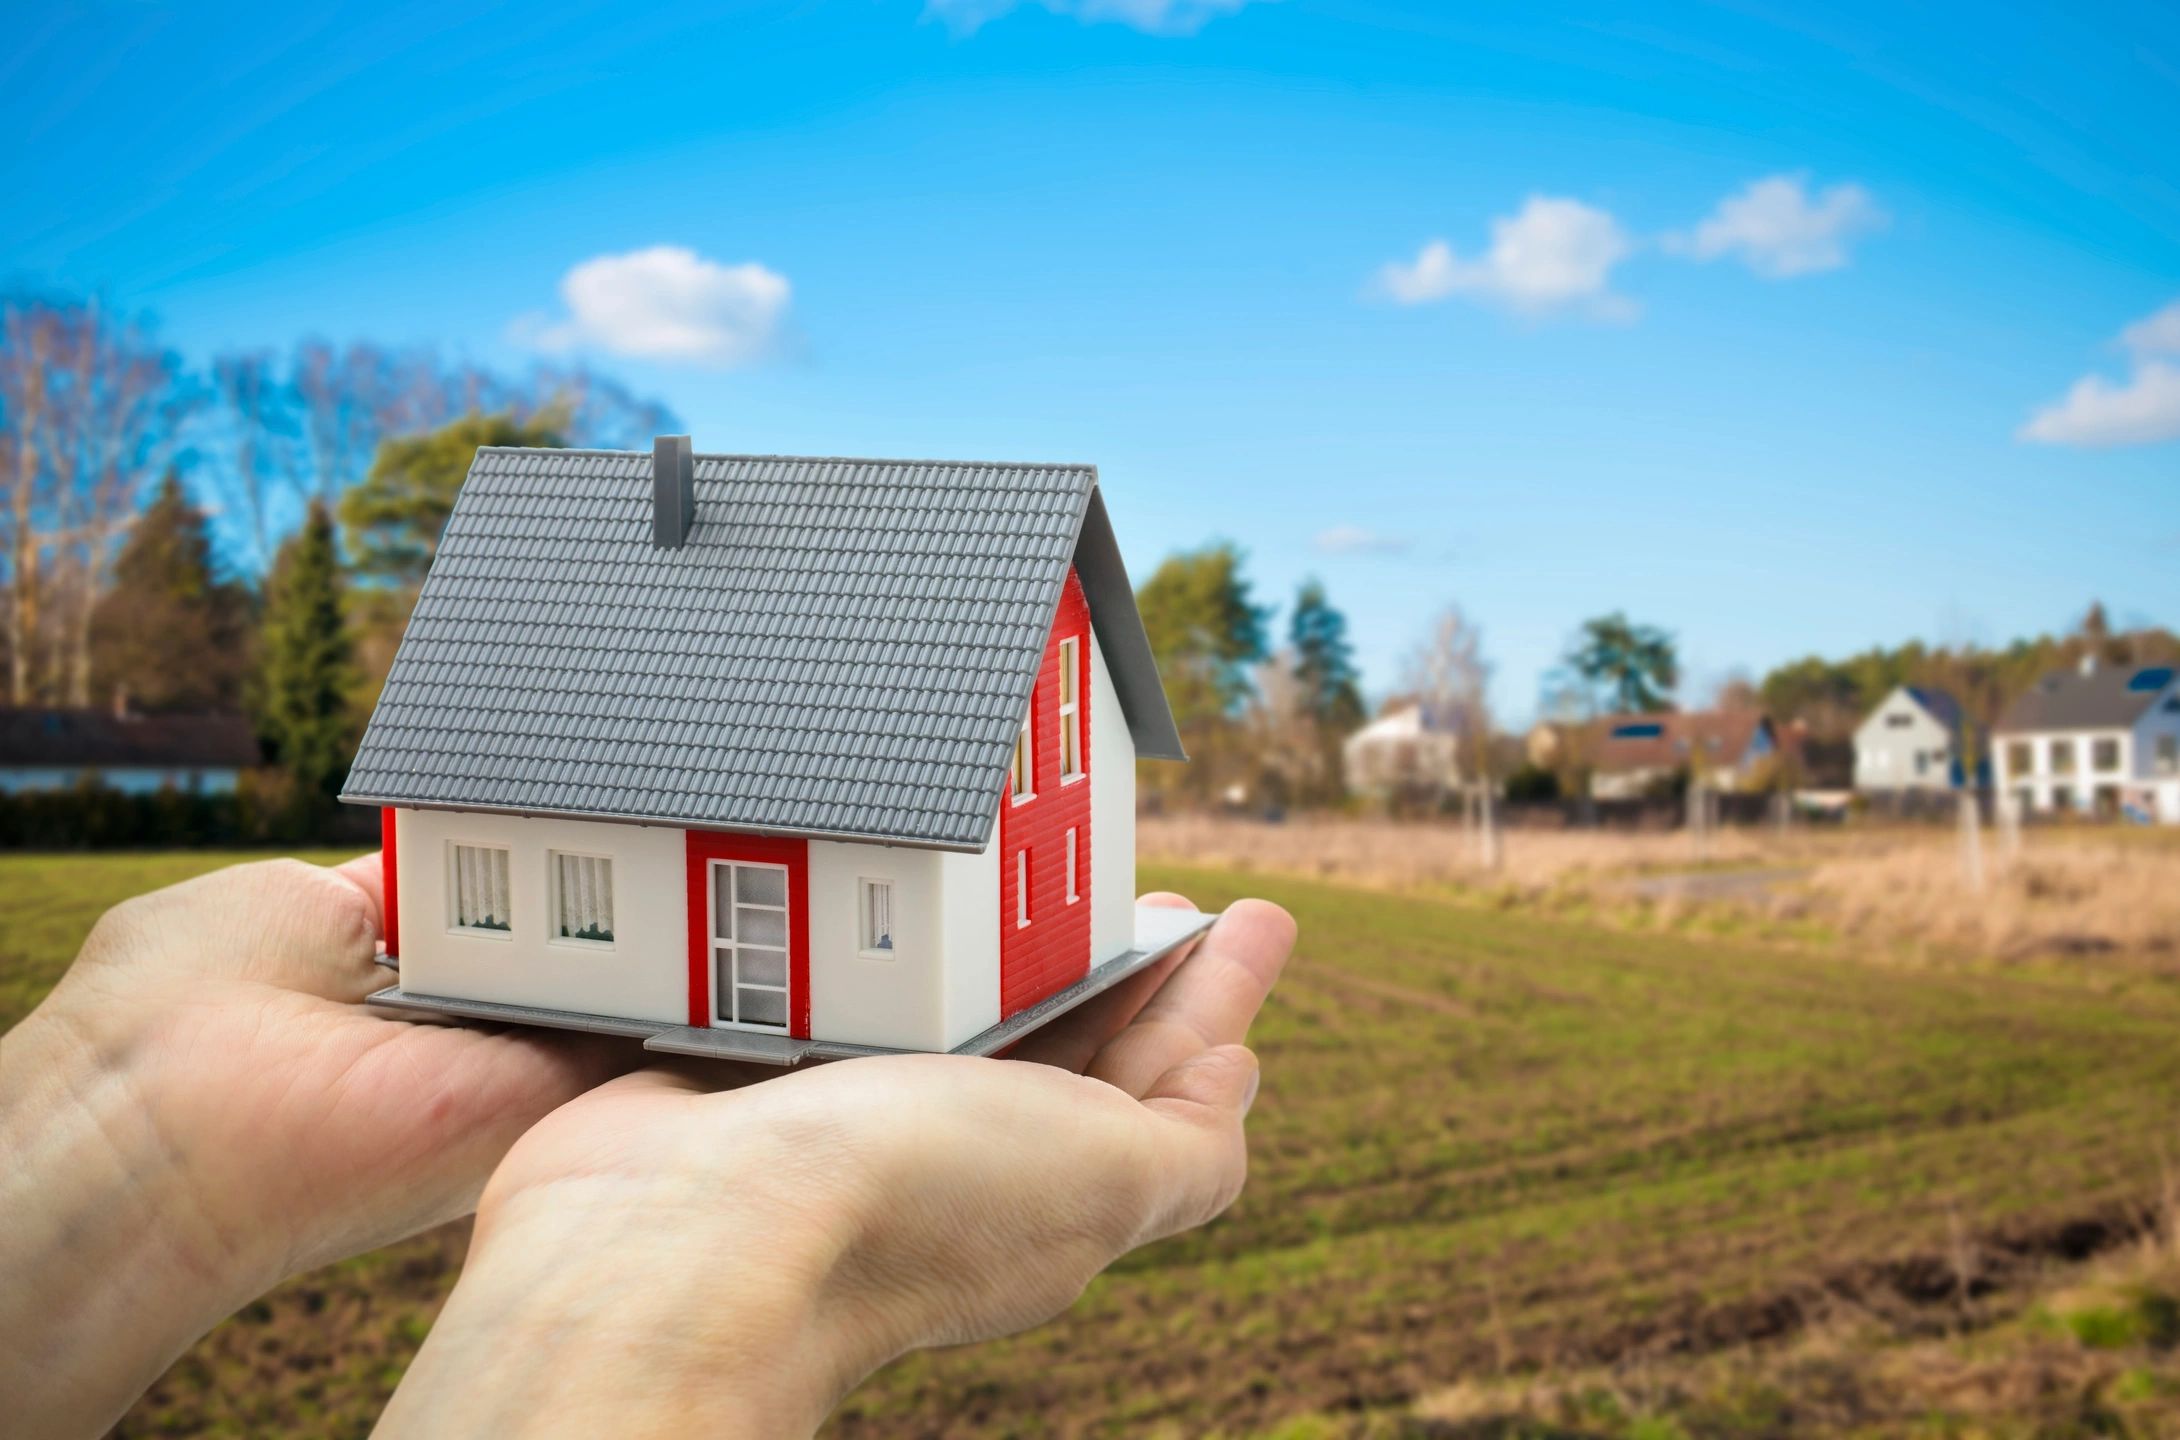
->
334, 852, 385, 934
1125, 1043, 1258, 1243
1009, 892, 1202, 1073
86, 858, 387, 1002
1085, 899, 1295, 1100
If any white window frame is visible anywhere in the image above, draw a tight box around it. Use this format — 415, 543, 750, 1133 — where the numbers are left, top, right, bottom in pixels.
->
1058, 636, 1084, 784
858, 877, 896, 959
1016, 849, 1030, 929
1011, 712, 1035, 804
708, 860, 791, 1033
1065, 827, 1079, 905
547, 849, 617, 950
447, 841, 513, 939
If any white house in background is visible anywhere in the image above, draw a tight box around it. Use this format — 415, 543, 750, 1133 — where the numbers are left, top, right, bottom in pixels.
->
1991, 657, 2180, 823
0, 707, 258, 794
342, 439, 1207, 1065
1341, 702, 1461, 796
1853, 685, 1969, 792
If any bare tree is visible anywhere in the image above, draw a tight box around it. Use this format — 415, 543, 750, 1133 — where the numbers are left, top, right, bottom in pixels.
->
1242, 650, 1330, 809
1404, 606, 1500, 867
0, 295, 193, 704
0, 298, 57, 703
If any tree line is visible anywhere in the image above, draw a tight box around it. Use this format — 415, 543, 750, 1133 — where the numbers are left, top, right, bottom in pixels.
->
0, 290, 675, 828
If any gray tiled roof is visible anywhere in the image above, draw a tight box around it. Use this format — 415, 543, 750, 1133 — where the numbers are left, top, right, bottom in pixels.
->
342, 448, 1181, 850
1996, 663, 2178, 734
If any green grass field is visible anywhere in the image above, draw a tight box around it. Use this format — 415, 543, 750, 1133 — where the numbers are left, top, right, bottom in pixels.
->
6, 851, 2180, 1437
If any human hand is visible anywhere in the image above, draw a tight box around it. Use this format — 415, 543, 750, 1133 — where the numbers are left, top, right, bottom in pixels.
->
0, 855, 634, 1438
377, 895, 1296, 1438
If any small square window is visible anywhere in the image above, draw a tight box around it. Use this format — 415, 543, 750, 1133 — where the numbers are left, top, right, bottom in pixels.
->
859, 879, 895, 956
450, 843, 511, 934
551, 851, 615, 945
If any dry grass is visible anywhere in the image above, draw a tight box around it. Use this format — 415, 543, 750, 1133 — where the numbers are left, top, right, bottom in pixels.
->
1793, 836, 2180, 967
1139, 813, 2180, 967
1137, 813, 1785, 892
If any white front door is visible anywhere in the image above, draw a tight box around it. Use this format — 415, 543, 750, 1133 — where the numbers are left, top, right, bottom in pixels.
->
708, 860, 791, 1030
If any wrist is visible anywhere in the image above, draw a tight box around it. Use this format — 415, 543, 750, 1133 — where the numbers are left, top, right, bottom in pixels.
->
381, 1177, 868, 1438
0, 1001, 284, 1435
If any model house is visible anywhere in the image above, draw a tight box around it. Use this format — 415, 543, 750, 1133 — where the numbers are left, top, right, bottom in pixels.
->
341, 439, 1207, 1063
1586, 709, 1782, 799
0, 705, 258, 794
1991, 658, 2180, 823
1853, 685, 1971, 792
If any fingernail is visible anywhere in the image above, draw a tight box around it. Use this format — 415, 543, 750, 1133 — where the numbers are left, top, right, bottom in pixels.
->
1242, 1066, 1261, 1117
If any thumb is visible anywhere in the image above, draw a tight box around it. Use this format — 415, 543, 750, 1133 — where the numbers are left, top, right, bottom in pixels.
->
1131, 1045, 1259, 1243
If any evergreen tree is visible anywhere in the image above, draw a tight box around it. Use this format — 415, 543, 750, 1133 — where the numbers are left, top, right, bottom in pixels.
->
90, 472, 252, 711
254, 500, 358, 812
1559, 611, 1679, 714
341, 409, 566, 589
1135, 543, 1270, 802
1288, 579, 1365, 734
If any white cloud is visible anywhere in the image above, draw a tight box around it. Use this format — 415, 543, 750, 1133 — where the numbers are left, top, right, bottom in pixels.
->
2020, 297, 2180, 448
519, 246, 790, 367
1374, 196, 1634, 320
1670, 174, 1886, 278
2021, 361, 2180, 448
924, 0, 1257, 36
2120, 299, 2180, 357
1314, 525, 1411, 557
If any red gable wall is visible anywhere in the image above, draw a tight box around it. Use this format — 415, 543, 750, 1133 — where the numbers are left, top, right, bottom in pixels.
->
998, 568, 1093, 1018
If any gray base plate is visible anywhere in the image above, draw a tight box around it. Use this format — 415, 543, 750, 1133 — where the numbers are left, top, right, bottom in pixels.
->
366, 903, 1217, 1066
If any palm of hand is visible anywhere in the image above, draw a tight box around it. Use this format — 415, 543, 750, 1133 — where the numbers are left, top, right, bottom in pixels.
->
468, 895, 1295, 1369
52, 856, 628, 1278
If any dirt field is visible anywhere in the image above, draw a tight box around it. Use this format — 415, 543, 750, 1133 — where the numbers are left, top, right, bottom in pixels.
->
6, 845, 2180, 1437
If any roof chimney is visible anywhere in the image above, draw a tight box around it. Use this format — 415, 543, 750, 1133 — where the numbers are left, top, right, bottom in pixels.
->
651, 435, 695, 549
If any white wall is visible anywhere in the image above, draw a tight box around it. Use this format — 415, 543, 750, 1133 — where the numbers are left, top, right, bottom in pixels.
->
394, 808, 688, 1024
806, 839, 947, 1051
936, 834, 1001, 1049
1993, 729, 2136, 814
1089, 630, 1137, 965
1853, 688, 1953, 792
2133, 685, 2180, 782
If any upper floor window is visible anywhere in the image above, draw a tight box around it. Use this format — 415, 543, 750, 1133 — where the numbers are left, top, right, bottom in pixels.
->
1011, 713, 1034, 803
2007, 741, 2032, 776
1058, 637, 1083, 782
2157, 735, 2179, 775
2049, 739, 2076, 775
1885, 713, 1913, 729
450, 842, 511, 934
2091, 738, 2121, 773
551, 851, 616, 945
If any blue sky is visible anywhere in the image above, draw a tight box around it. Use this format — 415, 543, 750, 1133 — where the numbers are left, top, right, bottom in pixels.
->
6, 0, 2177, 718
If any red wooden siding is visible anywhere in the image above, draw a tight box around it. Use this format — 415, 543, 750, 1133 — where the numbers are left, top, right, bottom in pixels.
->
380, 807, 400, 960
998, 568, 1093, 1017
684, 830, 812, 1038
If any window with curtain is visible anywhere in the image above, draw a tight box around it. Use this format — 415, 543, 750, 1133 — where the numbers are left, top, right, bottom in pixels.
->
860, 879, 894, 955
551, 852, 616, 944
451, 843, 512, 933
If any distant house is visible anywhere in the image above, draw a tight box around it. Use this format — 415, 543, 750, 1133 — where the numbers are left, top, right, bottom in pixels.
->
1342, 703, 1461, 796
1854, 685, 1973, 792
1992, 658, 2180, 822
1588, 709, 1781, 800
0, 708, 260, 795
